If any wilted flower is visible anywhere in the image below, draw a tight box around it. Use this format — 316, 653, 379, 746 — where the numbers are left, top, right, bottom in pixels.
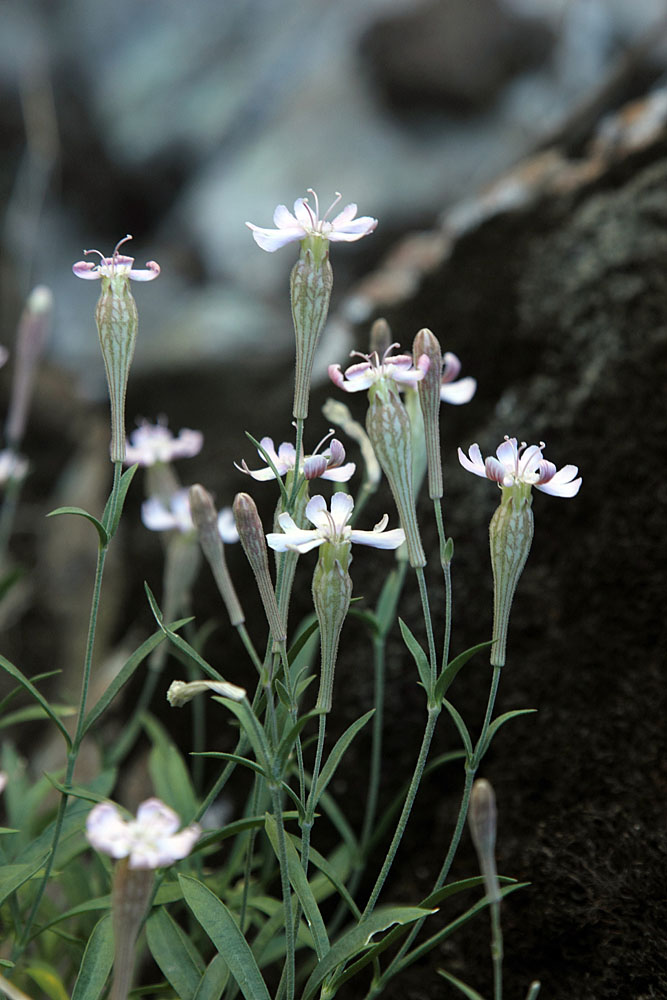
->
142, 488, 238, 540
329, 344, 429, 394
439, 352, 477, 404
266, 492, 405, 555
72, 236, 160, 282
124, 419, 203, 466
246, 190, 377, 253
167, 678, 246, 707
86, 798, 200, 869
237, 432, 354, 483
458, 437, 582, 497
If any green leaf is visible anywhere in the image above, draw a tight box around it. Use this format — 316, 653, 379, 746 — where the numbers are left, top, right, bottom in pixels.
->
214, 698, 272, 777
81, 620, 191, 737
314, 710, 374, 806
0, 655, 72, 748
144, 714, 198, 821
102, 463, 138, 538
71, 914, 114, 1000
478, 709, 537, 758
398, 619, 431, 693
194, 954, 229, 1000
264, 814, 329, 959
276, 709, 323, 774
196, 813, 300, 853
24, 962, 69, 1000
145, 583, 223, 681
0, 704, 75, 731
443, 699, 473, 759
434, 641, 493, 703
375, 565, 406, 638
0, 853, 50, 905
286, 617, 319, 667
302, 906, 434, 1000
46, 506, 109, 547
437, 969, 485, 1000
289, 837, 360, 920
180, 874, 272, 1000
147, 908, 205, 1000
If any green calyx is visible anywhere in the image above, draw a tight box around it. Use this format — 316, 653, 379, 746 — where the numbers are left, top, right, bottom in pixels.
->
95, 273, 138, 463
488, 485, 534, 666
290, 246, 333, 420
312, 542, 352, 713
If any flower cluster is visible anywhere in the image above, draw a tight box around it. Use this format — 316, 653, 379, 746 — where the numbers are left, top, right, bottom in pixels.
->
329, 345, 429, 394
458, 437, 581, 497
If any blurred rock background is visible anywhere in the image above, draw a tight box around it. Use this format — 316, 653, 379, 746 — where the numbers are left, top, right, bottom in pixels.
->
1, 1, 667, 998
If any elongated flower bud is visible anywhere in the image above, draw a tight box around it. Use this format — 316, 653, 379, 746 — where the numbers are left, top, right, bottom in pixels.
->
190, 485, 244, 626
6, 285, 52, 448
413, 328, 443, 500
366, 382, 425, 568
489, 485, 533, 666
369, 317, 392, 357
468, 778, 501, 904
291, 246, 333, 420
311, 541, 352, 713
233, 493, 286, 643
322, 397, 381, 492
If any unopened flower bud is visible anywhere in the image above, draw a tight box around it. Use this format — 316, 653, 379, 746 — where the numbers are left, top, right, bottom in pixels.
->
369, 317, 392, 357
6, 285, 52, 448
290, 249, 334, 420
468, 778, 500, 903
312, 542, 352, 713
233, 493, 286, 643
190, 485, 244, 626
489, 485, 533, 667
413, 328, 443, 499
366, 383, 425, 568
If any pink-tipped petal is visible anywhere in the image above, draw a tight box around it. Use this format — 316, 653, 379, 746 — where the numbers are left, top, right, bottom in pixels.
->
129, 261, 161, 281
304, 455, 328, 480
535, 465, 582, 497
328, 364, 346, 389
441, 352, 462, 382
321, 461, 356, 482
72, 261, 101, 279
484, 457, 507, 483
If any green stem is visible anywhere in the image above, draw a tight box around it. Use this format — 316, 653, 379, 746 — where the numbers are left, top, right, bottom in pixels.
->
0, 472, 23, 571
433, 499, 453, 671
15, 463, 123, 956
360, 635, 386, 852
362, 706, 439, 918
288, 418, 305, 510
270, 784, 295, 1000
491, 899, 504, 1000
415, 566, 437, 683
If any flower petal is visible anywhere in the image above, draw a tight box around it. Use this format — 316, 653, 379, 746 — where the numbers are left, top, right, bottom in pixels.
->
440, 376, 477, 405
535, 465, 582, 497
350, 527, 405, 549
458, 444, 487, 477
245, 223, 305, 252
321, 461, 356, 482
273, 204, 300, 229
329, 492, 354, 529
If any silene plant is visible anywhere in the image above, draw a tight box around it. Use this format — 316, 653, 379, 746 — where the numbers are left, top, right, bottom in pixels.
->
0, 191, 582, 1000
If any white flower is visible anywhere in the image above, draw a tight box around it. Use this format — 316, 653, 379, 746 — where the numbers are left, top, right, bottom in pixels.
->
142, 488, 239, 541
439, 352, 477, 405
0, 450, 28, 487
266, 492, 405, 555
236, 433, 354, 483
246, 190, 377, 253
458, 437, 582, 497
0, 772, 7, 794
73, 235, 160, 281
329, 344, 429, 394
86, 798, 200, 869
124, 420, 203, 466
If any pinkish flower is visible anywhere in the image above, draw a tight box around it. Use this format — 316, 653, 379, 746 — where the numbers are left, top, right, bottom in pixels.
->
246, 190, 377, 252
142, 488, 239, 541
236, 432, 354, 483
72, 235, 160, 282
266, 492, 405, 555
458, 437, 582, 497
86, 798, 200, 869
440, 352, 477, 405
124, 419, 203, 467
329, 344, 429, 394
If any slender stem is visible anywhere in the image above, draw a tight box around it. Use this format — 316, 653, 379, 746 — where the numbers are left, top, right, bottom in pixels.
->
362, 706, 439, 918
360, 635, 386, 851
414, 566, 437, 683
301, 713, 326, 878
239, 776, 262, 934
491, 900, 504, 1000
0, 472, 23, 571
15, 463, 124, 956
237, 622, 263, 675
270, 784, 295, 1000
433, 499, 453, 671
288, 418, 305, 510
